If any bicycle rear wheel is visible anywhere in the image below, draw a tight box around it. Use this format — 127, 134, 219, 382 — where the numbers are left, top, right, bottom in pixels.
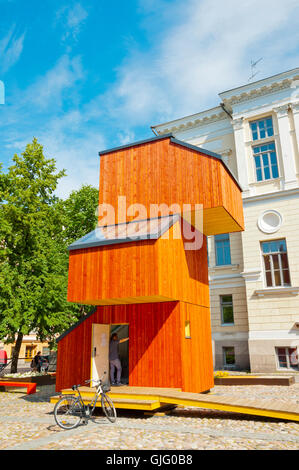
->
101, 393, 117, 423
54, 396, 83, 429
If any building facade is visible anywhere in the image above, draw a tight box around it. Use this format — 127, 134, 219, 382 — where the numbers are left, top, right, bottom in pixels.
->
152, 67, 299, 373
0, 335, 50, 370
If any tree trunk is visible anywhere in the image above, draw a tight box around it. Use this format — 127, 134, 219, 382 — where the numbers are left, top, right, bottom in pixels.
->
10, 331, 23, 373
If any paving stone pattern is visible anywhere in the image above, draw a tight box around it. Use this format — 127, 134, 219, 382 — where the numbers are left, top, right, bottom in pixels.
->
0, 384, 298, 450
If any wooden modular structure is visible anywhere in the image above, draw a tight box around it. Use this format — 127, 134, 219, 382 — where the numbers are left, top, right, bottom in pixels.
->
56, 134, 244, 394
56, 301, 213, 393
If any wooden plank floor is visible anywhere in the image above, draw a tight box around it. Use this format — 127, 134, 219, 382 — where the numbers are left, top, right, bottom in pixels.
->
57, 386, 299, 422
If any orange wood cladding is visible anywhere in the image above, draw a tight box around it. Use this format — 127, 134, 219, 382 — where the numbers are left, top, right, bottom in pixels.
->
55, 301, 214, 393
180, 302, 214, 392
67, 221, 209, 307
58, 135, 243, 395
98, 137, 244, 235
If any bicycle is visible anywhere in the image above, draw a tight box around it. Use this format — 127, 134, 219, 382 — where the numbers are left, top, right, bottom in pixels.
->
54, 372, 117, 429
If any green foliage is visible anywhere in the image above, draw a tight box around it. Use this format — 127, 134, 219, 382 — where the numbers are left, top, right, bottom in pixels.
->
59, 184, 98, 245
0, 139, 99, 353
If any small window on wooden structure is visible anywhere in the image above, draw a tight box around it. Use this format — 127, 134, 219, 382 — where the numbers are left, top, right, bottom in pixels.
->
185, 321, 191, 339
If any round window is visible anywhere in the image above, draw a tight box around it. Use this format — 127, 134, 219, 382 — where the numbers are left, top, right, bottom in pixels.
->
257, 210, 282, 234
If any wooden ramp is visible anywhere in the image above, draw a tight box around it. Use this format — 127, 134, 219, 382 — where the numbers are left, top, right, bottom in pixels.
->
51, 386, 299, 422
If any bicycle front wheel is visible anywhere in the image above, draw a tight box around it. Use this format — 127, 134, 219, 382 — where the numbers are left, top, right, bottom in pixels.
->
101, 393, 117, 423
54, 396, 83, 430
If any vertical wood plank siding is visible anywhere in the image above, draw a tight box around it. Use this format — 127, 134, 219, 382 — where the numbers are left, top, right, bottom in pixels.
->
67, 221, 209, 307
98, 138, 244, 234
58, 136, 242, 394
56, 302, 183, 392
180, 303, 214, 393
56, 300, 214, 393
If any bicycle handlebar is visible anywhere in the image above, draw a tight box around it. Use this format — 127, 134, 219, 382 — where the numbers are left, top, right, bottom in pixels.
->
72, 371, 107, 390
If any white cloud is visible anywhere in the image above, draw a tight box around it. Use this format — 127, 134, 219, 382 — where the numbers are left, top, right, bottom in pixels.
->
56, 2, 88, 42
0, 26, 25, 73
116, 130, 136, 146
25, 55, 84, 110
1, 52, 103, 198
4, 110, 105, 199
2, 54, 84, 120
99, 0, 299, 125
39, 127, 104, 199
2, 0, 299, 198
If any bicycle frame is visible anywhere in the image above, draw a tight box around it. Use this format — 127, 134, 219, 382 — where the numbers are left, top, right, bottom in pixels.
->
74, 381, 104, 417
54, 372, 116, 429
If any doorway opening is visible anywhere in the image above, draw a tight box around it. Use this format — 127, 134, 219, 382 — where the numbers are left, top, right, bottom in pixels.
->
110, 324, 129, 385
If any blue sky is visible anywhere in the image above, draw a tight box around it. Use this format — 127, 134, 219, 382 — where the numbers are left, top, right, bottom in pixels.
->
0, 0, 299, 197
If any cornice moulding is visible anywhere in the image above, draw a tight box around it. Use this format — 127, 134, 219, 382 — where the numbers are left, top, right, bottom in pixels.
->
221, 76, 299, 107
153, 110, 229, 134
151, 69, 299, 136
243, 187, 299, 203
273, 104, 290, 117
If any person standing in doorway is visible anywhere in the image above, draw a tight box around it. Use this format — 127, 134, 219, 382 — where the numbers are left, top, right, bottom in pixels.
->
109, 333, 129, 386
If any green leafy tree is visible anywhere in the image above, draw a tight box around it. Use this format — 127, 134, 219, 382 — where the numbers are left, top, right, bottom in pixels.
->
57, 184, 99, 318
0, 139, 98, 372
58, 184, 99, 245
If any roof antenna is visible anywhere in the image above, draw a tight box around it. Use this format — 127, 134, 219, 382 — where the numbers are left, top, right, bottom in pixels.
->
248, 57, 263, 82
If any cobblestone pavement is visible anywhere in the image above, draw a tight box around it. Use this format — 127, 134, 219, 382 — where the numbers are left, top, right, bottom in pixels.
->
0, 384, 298, 450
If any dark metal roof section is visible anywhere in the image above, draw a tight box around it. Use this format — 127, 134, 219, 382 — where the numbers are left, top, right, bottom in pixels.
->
98, 134, 242, 192
68, 214, 180, 251
56, 307, 97, 343
98, 133, 174, 156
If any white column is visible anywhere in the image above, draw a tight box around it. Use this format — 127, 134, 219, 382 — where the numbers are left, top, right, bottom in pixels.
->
232, 118, 250, 196
274, 104, 297, 190
291, 102, 299, 151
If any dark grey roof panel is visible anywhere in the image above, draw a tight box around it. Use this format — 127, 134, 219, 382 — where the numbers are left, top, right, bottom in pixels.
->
99, 133, 174, 156
68, 214, 180, 251
56, 307, 97, 343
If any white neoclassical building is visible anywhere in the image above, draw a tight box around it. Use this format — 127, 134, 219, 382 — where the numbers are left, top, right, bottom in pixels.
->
152, 67, 299, 373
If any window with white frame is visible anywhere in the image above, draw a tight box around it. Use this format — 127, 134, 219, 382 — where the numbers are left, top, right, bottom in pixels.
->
215, 233, 231, 266
276, 347, 298, 370
253, 142, 279, 181
261, 239, 291, 287
250, 117, 274, 140
249, 117, 279, 182
220, 295, 234, 325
